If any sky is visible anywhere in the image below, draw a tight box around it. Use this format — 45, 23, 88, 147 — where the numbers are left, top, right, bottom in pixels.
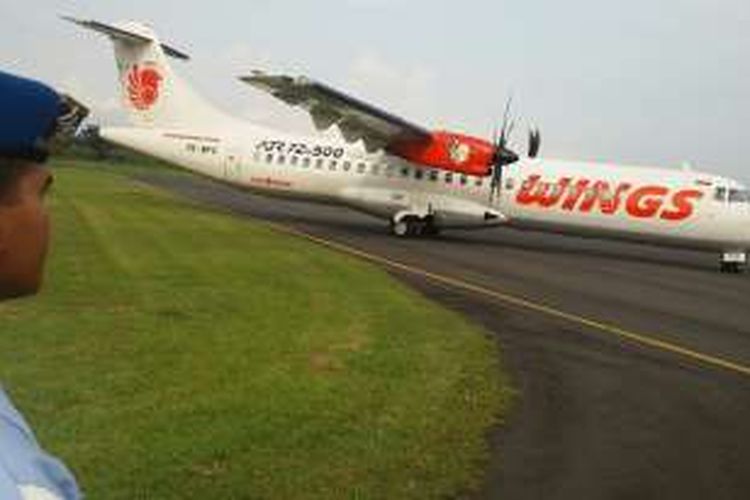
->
2, 0, 749, 182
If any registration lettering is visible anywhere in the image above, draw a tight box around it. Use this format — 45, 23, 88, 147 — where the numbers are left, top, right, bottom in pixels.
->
256, 139, 345, 159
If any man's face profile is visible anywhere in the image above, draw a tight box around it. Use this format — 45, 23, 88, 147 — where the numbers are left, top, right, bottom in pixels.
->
0, 162, 53, 299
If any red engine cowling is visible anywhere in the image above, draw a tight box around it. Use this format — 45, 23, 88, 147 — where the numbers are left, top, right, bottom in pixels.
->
387, 131, 494, 176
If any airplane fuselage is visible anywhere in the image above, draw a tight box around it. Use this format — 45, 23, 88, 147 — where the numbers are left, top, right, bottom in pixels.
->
103, 123, 750, 254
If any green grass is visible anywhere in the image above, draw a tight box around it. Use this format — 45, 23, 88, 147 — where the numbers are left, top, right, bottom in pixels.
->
0, 162, 512, 499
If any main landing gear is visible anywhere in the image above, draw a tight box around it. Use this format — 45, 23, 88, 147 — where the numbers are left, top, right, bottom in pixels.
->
719, 250, 747, 274
390, 215, 440, 238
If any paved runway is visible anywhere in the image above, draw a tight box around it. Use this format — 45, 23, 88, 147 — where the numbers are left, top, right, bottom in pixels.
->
136, 170, 750, 500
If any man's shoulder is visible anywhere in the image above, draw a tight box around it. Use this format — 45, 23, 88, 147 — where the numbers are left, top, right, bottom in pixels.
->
0, 463, 23, 499
0, 389, 80, 500
0, 388, 35, 439
0, 454, 63, 499
1, 476, 67, 500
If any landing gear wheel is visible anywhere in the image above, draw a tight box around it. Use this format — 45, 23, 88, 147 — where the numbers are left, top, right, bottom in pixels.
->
391, 216, 425, 238
720, 262, 742, 274
391, 219, 410, 237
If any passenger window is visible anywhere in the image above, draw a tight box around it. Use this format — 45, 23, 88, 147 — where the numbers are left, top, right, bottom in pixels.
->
329, 160, 337, 171
401, 166, 410, 177
290, 156, 298, 166
714, 187, 727, 202
415, 168, 424, 180
357, 163, 367, 174
445, 172, 453, 184
343, 161, 351, 171
315, 158, 324, 169
460, 174, 468, 186
371, 164, 380, 175
429, 170, 439, 182
385, 165, 395, 177
476, 176, 484, 187
265, 153, 273, 164
302, 157, 311, 168
278, 155, 286, 165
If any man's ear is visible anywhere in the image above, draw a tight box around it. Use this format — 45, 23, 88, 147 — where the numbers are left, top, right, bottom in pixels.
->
0, 198, 17, 257
0, 211, 9, 257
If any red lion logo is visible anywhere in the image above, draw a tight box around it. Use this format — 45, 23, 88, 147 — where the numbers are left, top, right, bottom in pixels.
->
126, 64, 162, 110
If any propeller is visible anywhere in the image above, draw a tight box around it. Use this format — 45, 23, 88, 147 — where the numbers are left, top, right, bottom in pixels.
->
489, 97, 520, 201
488, 98, 543, 201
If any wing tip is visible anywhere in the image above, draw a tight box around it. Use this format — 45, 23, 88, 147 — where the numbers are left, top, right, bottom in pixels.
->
59, 14, 87, 27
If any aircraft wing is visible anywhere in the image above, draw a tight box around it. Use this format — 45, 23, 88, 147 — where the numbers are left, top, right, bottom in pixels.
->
239, 72, 432, 152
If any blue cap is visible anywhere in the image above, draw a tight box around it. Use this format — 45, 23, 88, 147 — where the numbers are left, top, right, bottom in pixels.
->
0, 70, 85, 162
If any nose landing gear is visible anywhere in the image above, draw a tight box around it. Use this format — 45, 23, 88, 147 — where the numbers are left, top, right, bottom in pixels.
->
719, 251, 747, 274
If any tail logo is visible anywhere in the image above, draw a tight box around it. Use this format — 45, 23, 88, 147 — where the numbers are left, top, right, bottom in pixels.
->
126, 63, 162, 110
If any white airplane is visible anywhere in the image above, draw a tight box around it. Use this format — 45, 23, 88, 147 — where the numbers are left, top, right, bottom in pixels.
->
66, 18, 750, 273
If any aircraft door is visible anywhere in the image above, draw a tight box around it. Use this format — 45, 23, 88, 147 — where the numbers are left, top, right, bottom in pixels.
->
707, 185, 728, 221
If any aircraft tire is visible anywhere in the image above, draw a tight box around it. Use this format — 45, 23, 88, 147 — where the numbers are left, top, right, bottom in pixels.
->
391, 216, 424, 238
720, 262, 744, 274
391, 219, 411, 237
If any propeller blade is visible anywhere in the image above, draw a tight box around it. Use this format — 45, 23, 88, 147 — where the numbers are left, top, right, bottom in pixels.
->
490, 165, 501, 202
498, 95, 514, 147
528, 126, 541, 158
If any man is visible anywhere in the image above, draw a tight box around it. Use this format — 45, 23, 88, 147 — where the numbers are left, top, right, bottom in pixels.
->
0, 70, 87, 500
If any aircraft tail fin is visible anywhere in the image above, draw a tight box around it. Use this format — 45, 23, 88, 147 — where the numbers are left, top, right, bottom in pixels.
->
63, 16, 229, 129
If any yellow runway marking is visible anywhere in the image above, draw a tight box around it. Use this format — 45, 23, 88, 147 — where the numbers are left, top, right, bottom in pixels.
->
267, 221, 750, 379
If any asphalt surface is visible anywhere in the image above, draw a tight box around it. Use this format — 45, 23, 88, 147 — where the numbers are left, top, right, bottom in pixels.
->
135, 170, 750, 500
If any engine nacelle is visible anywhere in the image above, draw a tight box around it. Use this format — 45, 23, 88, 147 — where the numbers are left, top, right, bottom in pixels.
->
387, 131, 494, 176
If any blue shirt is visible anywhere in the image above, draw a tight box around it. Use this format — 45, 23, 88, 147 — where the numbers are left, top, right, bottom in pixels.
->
0, 388, 81, 499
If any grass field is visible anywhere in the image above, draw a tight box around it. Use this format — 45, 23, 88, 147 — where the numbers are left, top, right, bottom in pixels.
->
0, 162, 512, 499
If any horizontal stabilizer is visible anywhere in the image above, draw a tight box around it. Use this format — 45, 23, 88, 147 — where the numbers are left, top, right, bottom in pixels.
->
61, 16, 190, 60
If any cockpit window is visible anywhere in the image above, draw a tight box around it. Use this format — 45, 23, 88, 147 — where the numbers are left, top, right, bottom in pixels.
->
714, 187, 727, 202
728, 189, 750, 204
